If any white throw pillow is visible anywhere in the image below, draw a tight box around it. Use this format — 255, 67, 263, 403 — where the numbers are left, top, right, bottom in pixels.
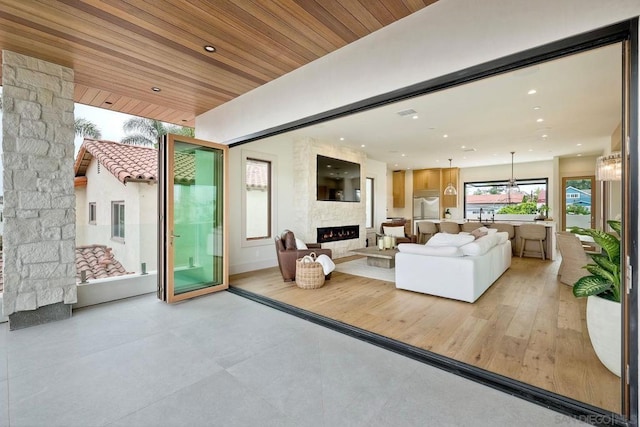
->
383, 226, 405, 237
460, 234, 496, 256
295, 237, 308, 249
398, 243, 463, 257
425, 232, 475, 248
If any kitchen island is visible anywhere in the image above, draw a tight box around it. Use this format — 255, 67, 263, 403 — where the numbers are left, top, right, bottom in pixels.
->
413, 218, 557, 260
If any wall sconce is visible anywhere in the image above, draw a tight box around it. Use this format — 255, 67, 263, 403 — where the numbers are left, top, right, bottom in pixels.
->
596, 152, 621, 181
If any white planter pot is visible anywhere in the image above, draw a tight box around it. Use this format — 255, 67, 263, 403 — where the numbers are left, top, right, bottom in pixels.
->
586, 295, 621, 377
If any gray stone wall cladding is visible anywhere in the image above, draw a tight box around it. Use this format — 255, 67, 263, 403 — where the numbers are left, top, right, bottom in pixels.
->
2, 51, 77, 316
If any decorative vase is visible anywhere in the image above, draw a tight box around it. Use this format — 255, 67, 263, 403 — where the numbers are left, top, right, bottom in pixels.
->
586, 295, 621, 377
444, 213, 451, 219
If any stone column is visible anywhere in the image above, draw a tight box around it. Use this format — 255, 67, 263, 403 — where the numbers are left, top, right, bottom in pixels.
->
2, 50, 77, 329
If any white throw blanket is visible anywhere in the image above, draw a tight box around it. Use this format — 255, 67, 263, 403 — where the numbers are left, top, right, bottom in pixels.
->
315, 254, 336, 275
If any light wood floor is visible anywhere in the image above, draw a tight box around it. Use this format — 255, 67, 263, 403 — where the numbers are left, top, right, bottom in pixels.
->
230, 255, 621, 413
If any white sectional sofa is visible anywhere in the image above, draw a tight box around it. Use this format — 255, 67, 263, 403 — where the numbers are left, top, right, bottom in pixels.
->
395, 230, 512, 303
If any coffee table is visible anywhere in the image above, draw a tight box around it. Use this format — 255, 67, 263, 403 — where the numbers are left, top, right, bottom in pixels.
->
350, 247, 399, 268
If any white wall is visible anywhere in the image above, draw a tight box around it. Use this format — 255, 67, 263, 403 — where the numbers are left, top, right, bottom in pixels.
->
228, 135, 296, 274
365, 157, 388, 232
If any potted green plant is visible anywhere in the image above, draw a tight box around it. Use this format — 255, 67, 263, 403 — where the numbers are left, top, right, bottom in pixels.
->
536, 204, 551, 220
570, 219, 621, 376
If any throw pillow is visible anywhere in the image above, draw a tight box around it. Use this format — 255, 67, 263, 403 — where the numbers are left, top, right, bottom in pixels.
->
295, 237, 308, 249
425, 232, 475, 248
470, 228, 488, 239
383, 226, 405, 237
397, 243, 463, 257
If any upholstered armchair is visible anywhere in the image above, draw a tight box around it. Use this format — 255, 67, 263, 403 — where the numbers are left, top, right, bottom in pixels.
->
380, 219, 417, 244
274, 230, 332, 282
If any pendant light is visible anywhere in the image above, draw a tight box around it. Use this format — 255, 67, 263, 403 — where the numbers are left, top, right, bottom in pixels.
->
507, 151, 520, 194
595, 151, 621, 181
444, 158, 457, 196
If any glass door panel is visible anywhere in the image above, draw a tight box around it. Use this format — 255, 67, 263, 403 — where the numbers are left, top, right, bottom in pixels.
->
159, 134, 228, 303
562, 176, 595, 232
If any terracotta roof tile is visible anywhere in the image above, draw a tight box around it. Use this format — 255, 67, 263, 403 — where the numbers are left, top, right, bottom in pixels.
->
75, 245, 133, 282
74, 139, 157, 184
174, 151, 195, 185
246, 159, 269, 190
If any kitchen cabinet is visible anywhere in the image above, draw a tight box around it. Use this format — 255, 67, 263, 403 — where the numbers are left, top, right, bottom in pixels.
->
413, 168, 440, 191
393, 170, 405, 208
441, 167, 459, 208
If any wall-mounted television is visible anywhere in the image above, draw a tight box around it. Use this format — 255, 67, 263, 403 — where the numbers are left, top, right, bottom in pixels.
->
317, 155, 361, 202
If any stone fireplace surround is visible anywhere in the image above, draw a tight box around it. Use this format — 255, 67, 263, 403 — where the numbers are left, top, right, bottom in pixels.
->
293, 138, 367, 257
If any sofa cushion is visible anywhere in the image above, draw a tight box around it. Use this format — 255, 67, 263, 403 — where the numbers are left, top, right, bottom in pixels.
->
460, 234, 497, 256
383, 226, 405, 237
425, 232, 475, 248
398, 243, 463, 257
495, 231, 509, 245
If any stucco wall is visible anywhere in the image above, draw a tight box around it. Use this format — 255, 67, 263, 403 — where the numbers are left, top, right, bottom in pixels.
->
76, 159, 157, 273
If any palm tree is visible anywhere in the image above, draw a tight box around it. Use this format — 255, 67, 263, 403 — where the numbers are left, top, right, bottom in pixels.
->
121, 117, 194, 146
74, 117, 102, 139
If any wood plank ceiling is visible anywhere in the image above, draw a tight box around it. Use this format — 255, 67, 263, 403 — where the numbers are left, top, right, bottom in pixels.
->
0, 0, 436, 127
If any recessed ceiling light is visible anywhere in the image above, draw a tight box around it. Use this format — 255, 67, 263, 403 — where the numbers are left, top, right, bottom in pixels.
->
360, 144, 365, 148
204, 45, 216, 52
577, 154, 582, 157
542, 134, 548, 138
326, 165, 332, 168
339, 137, 345, 141
576, 143, 582, 146
536, 118, 544, 123
412, 115, 419, 119
151, 87, 161, 92
528, 89, 537, 95
394, 163, 398, 167
435, 160, 440, 162
406, 167, 411, 170
461, 145, 466, 149
533, 106, 541, 110
443, 134, 448, 138
528, 149, 533, 152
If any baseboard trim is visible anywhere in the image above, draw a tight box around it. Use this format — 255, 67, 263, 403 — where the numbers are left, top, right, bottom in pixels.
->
227, 286, 629, 427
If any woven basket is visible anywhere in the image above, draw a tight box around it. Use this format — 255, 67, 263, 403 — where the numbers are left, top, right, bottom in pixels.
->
295, 253, 325, 289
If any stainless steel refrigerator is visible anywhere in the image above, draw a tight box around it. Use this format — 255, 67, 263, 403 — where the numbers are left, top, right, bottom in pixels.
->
413, 190, 440, 220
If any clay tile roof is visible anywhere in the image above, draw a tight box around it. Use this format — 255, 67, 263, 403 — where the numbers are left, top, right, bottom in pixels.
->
74, 139, 157, 185
75, 245, 133, 282
174, 151, 195, 185
246, 159, 269, 190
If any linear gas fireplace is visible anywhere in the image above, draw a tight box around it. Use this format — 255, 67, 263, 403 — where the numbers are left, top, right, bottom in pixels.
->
317, 225, 359, 243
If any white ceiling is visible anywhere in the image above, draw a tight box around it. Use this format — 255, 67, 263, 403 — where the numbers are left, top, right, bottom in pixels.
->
283, 43, 622, 170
